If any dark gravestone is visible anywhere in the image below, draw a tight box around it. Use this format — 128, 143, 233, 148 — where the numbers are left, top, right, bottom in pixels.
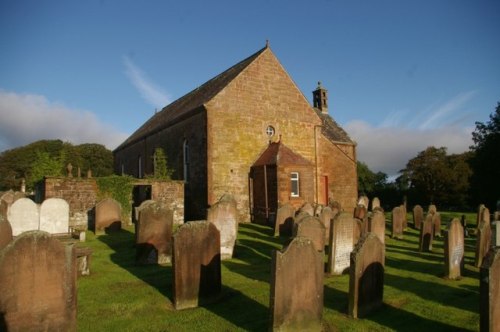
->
480, 248, 500, 332
172, 221, 221, 310
293, 215, 325, 252
391, 206, 404, 239
413, 205, 424, 230
270, 236, 323, 331
275, 203, 295, 237
0, 231, 76, 331
475, 222, 492, 268
319, 206, 336, 243
419, 214, 434, 252
369, 210, 386, 245
95, 198, 122, 234
327, 212, 354, 275
433, 212, 442, 237
136, 202, 173, 265
207, 194, 238, 260
348, 233, 385, 318
444, 218, 464, 279
0, 217, 13, 250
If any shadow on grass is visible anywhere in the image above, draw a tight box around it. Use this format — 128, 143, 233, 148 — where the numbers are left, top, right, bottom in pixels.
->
323, 284, 348, 313
97, 229, 173, 301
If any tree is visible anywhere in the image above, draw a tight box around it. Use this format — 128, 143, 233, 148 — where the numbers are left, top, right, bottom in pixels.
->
28, 151, 64, 189
152, 147, 173, 179
469, 102, 500, 209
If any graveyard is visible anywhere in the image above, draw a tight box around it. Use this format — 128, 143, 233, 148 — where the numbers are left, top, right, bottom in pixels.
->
74, 210, 481, 331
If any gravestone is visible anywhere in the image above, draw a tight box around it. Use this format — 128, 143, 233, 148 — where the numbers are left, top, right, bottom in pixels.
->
0, 218, 13, 250
327, 212, 354, 275
433, 212, 442, 237
413, 205, 424, 230
134, 200, 155, 223
353, 218, 363, 245
172, 221, 221, 310
475, 222, 492, 268
207, 194, 238, 260
136, 202, 174, 264
314, 204, 323, 217
391, 206, 404, 239
348, 233, 385, 318
492, 221, 500, 247
371, 197, 381, 211
319, 206, 336, 243
419, 214, 434, 252
0, 231, 76, 331
369, 210, 386, 245
275, 203, 295, 237
8, 198, 39, 236
299, 202, 314, 217
354, 204, 367, 221
39, 198, 70, 234
293, 215, 325, 252
357, 195, 369, 209
0, 199, 8, 220
0, 190, 14, 205
428, 204, 437, 215
329, 200, 342, 212
477, 204, 486, 228
480, 207, 491, 228
444, 218, 464, 279
401, 204, 408, 230
270, 236, 323, 331
94, 198, 122, 234
480, 248, 500, 332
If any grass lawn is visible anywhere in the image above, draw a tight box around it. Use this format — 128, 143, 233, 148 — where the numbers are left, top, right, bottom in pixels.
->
77, 211, 480, 331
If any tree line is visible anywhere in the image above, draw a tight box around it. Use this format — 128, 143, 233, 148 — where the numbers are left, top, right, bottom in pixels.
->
358, 102, 500, 211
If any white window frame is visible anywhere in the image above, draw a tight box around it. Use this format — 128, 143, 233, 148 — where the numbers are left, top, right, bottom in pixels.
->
290, 172, 300, 197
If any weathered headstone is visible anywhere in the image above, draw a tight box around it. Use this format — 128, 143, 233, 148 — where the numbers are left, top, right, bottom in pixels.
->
477, 204, 486, 228
357, 195, 369, 209
419, 214, 434, 252
413, 205, 424, 230
433, 212, 442, 237
7, 198, 39, 236
134, 199, 155, 223
327, 212, 354, 275
39, 198, 70, 234
391, 206, 404, 239
369, 210, 386, 245
319, 206, 336, 243
172, 221, 221, 310
329, 200, 342, 212
136, 202, 174, 264
75, 247, 93, 276
293, 215, 325, 252
270, 236, 323, 331
299, 202, 314, 217
0, 190, 14, 205
480, 248, 500, 332
444, 218, 464, 279
348, 233, 385, 318
274, 203, 295, 237
371, 197, 381, 211
207, 194, 238, 260
354, 204, 367, 221
353, 218, 363, 245
314, 204, 323, 217
480, 207, 491, 228
0, 231, 76, 331
428, 204, 437, 215
94, 198, 122, 234
0, 218, 13, 250
475, 222, 492, 268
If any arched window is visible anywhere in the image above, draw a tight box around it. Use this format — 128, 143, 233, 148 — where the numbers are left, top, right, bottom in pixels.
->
183, 140, 190, 183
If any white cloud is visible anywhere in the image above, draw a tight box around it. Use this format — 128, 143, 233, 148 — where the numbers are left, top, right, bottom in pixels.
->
123, 55, 171, 109
0, 90, 129, 152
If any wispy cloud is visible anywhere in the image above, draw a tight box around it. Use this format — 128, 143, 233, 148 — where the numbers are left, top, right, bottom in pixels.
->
123, 55, 171, 109
0, 90, 128, 152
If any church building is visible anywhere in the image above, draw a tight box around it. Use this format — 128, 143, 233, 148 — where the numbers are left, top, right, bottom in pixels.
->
113, 44, 358, 222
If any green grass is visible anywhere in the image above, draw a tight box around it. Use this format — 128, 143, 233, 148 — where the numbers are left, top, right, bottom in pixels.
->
77, 213, 480, 331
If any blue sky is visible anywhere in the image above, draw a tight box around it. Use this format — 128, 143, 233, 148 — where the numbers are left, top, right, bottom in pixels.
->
1, 0, 499, 177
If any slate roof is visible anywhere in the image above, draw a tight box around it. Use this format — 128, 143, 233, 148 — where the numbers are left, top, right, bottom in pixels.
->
313, 108, 354, 144
252, 142, 313, 167
115, 46, 268, 151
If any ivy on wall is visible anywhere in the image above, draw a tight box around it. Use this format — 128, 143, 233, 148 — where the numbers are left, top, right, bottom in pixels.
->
96, 175, 134, 218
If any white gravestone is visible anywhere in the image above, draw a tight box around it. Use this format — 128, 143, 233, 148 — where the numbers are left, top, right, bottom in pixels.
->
40, 198, 69, 234
8, 198, 39, 236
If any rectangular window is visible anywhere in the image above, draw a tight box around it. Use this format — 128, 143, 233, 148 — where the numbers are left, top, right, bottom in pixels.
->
290, 172, 299, 197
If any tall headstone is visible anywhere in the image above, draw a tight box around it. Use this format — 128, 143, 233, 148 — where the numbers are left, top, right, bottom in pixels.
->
274, 203, 295, 237
327, 212, 355, 275
270, 236, 323, 331
477, 204, 486, 228
433, 212, 442, 237
369, 210, 386, 245
480, 248, 500, 332
136, 202, 173, 265
413, 205, 424, 230
319, 206, 336, 243
357, 195, 369, 209
0, 218, 13, 250
348, 233, 385, 318
94, 198, 122, 234
428, 204, 437, 215
172, 221, 221, 310
207, 194, 238, 260
371, 197, 381, 211
444, 218, 464, 279
39, 198, 70, 234
391, 206, 404, 239
299, 202, 314, 217
0, 231, 76, 331
7, 198, 39, 236
475, 222, 492, 268
419, 214, 434, 252
293, 215, 325, 252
